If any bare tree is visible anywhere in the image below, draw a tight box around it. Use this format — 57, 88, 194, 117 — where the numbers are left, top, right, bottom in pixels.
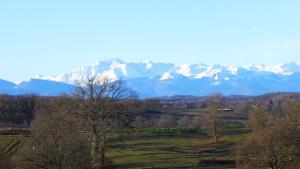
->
235, 100, 256, 116
235, 119, 300, 169
190, 116, 203, 128
13, 96, 91, 169
132, 115, 146, 129
0, 94, 36, 126
177, 116, 192, 128
0, 94, 9, 124
16, 95, 36, 126
207, 93, 225, 143
156, 114, 176, 128
248, 104, 268, 130
75, 77, 130, 169
282, 100, 300, 125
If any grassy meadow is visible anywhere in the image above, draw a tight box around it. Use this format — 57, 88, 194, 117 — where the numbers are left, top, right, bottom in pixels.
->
0, 110, 250, 169
110, 128, 247, 168
0, 128, 249, 169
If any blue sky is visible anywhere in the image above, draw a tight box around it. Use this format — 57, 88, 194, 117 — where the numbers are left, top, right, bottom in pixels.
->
1, 0, 300, 82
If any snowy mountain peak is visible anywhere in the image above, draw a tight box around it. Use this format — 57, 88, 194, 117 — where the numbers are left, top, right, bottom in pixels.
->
142, 60, 153, 69
2, 58, 300, 97
36, 59, 300, 85
176, 64, 192, 77
227, 66, 239, 75
160, 72, 174, 80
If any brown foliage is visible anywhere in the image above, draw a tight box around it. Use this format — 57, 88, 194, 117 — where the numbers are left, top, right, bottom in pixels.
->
156, 115, 176, 128
248, 104, 268, 130
75, 77, 130, 168
13, 96, 91, 169
0, 94, 36, 126
282, 100, 300, 125
235, 119, 300, 169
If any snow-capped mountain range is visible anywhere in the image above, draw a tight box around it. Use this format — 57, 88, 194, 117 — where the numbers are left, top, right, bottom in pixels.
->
2, 58, 300, 98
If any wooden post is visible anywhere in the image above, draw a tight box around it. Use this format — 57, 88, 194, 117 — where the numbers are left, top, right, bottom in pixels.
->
213, 119, 218, 143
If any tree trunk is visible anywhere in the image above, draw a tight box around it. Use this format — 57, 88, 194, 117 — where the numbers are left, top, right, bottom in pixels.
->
91, 134, 101, 169
100, 134, 106, 169
100, 146, 105, 168
213, 119, 218, 143
91, 135, 96, 161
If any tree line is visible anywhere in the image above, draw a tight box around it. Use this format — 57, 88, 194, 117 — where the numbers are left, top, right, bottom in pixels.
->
0, 94, 36, 126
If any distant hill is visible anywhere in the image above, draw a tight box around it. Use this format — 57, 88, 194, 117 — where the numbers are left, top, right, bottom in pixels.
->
0, 79, 75, 96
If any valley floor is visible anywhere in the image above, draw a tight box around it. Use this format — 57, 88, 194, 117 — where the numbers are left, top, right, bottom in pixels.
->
0, 128, 248, 169
107, 129, 246, 169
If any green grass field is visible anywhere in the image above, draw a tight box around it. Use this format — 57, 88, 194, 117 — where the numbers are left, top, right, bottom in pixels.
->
106, 128, 247, 169
0, 128, 248, 169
